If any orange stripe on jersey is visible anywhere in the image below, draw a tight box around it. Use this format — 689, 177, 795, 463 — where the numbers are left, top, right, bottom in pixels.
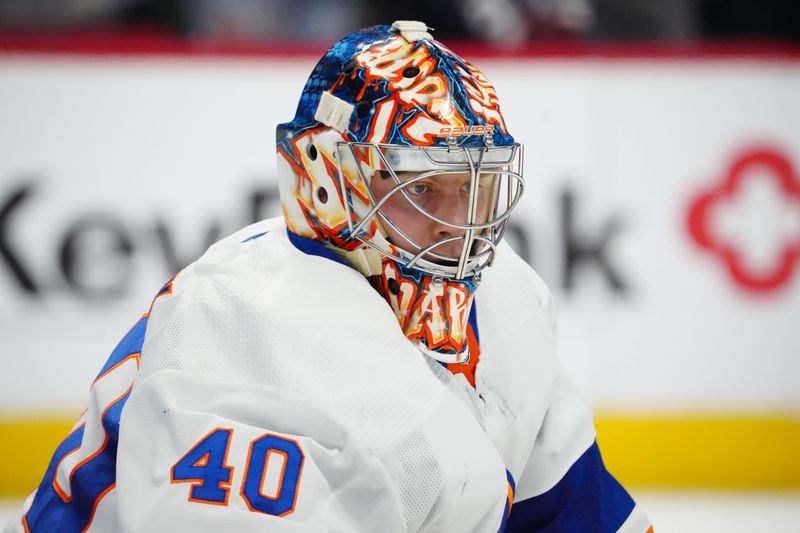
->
445, 321, 480, 387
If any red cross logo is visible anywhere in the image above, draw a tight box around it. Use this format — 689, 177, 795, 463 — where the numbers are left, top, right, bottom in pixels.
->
687, 147, 800, 293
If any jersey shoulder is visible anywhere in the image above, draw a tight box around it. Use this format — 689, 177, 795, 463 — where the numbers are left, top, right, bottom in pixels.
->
139, 217, 449, 450
480, 240, 557, 341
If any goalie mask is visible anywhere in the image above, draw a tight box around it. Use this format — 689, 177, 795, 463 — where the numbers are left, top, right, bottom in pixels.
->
276, 21, 524, 363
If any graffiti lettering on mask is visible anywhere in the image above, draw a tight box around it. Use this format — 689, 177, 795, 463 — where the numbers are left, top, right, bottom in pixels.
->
279, 132, 371, 251
455, 64, 507, 133
350, 36, 467, 146
376, 260, 472, 353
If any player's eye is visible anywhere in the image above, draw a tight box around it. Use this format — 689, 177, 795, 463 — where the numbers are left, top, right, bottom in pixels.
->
409, 183, 431, 195
460, 177, 491, 193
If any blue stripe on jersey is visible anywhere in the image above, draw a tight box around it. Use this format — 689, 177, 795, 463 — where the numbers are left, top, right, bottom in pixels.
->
286, 229, 351, 268
506, 441, 635, 533
155, 278, 173, 298
24, 315, 148, 532
507, 467, 517, 493
241, 230, 269, 243
498, 469, 516, 532
95, 315, 148, 377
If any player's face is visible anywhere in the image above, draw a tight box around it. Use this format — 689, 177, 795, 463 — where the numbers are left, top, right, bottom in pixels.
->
369, 170, 496, 261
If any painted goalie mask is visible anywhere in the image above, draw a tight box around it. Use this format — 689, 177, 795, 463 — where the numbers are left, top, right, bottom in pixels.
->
277, 21, 524, 363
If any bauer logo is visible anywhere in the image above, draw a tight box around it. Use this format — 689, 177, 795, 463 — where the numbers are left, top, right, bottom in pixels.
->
687, 146, 800, 294
438, 125, 495, 138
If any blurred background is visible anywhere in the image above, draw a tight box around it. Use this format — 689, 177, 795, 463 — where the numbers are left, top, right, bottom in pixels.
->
1, 0, 799, 530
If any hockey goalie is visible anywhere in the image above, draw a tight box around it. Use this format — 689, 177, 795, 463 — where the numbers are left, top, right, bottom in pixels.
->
5, 20, 653, 533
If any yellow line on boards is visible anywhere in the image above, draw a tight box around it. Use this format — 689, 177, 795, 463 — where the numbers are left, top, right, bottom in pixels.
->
0, 414, 799, 496
0, 417, 77, 498
596, 413, 800, 489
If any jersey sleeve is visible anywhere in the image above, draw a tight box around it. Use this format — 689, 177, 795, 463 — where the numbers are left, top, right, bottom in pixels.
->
491, 245, 652, 533
115, 369, 406, 533
505, 372, 652, 532
2, 315, 150, 533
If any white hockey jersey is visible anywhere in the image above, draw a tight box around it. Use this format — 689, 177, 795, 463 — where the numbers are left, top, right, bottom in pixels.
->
5, 217, 652, 533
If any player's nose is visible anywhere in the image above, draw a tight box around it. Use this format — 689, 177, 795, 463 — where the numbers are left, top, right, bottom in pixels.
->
429, 191, 469, 253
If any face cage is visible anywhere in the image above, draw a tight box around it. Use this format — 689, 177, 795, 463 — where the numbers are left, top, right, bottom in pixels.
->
335, 141, 525, 281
